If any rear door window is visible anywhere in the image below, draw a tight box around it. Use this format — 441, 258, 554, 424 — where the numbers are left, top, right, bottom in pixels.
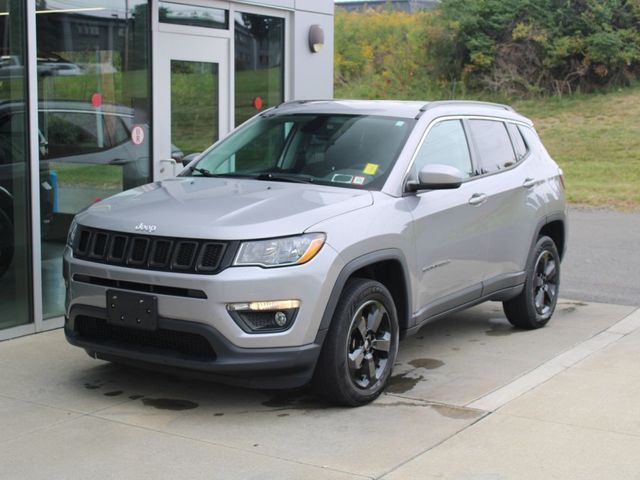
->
468, 120, 517, 174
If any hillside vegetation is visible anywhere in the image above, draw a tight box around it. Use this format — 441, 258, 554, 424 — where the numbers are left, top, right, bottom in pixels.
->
334, 4, 640, 210
335, 1, 640, 96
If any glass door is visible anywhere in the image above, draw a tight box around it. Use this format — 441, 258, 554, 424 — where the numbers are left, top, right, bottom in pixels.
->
0, 0, 32, 331
155, 32, 229, 178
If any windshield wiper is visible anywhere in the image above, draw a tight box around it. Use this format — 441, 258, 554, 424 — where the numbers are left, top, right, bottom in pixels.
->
188, 168, 256, 180
187, 168, 314, 184
189, 166, 213, 177
255, 173, 315, 184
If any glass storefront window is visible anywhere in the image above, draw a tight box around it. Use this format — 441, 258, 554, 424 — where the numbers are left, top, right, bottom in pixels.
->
234, 12, 284, 126
0, 0, 31, 329
36, 0, 152, 318
171, 60, 219, 157
160, 2, 228, 30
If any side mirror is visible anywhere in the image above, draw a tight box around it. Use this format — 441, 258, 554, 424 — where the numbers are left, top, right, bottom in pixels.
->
181, 152, 201, 166
407, 164, 464, 192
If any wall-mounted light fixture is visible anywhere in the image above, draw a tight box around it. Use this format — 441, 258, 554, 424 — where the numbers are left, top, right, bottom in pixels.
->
308, 24, 325, 53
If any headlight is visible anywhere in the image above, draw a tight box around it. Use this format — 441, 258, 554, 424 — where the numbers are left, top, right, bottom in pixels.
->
233, 233, 326, 267
66, 218, 78, 247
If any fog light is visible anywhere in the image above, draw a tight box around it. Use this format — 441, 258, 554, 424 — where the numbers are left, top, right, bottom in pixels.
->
227, 300, 300, 333
274, 311, 287, 327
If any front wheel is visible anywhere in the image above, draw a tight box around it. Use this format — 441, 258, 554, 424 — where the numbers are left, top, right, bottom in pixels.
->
313, 278, 399, 406
503, 235, 560, 329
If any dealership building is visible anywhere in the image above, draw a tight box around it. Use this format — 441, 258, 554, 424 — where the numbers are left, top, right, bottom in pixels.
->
0, 0, 334, 340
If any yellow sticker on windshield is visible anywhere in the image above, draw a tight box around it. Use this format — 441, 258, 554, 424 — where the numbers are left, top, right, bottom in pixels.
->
363, 163, 379, 175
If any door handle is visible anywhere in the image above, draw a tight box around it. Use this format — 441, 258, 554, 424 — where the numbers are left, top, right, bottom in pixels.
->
468, 193, 487, 206
523, 177, 537, 188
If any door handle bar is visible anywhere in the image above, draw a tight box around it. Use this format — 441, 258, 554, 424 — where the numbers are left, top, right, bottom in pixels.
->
523, 177, 537, 188
468, 193, 487, 206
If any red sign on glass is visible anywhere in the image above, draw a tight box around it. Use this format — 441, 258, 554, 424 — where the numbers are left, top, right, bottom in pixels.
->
131, 125, 145, 145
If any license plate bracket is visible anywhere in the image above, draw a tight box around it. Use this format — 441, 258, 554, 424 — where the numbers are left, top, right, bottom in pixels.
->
106, 290, 158, 331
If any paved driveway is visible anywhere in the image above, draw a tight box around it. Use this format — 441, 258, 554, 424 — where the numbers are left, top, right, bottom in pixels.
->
1, 300, 636, 479
562, 208, 640, 306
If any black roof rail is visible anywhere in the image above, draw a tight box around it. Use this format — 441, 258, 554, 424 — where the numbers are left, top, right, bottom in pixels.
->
415, 100, 514, 119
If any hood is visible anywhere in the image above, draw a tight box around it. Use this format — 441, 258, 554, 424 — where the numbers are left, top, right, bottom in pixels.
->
76, 177, 373, 240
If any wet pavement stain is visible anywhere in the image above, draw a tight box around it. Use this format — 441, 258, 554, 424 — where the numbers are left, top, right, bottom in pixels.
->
261, 388, 330, 411
141, 398, 199, 411
431, 404, 483, 420
385, 373, 424, 394
128, 395, 144, 400
560, 301, 588, 314
409, 358, 444, 370
84, 381, 104, 390
372, 400, 429, 408
485, 324, 516, 337
103, 390, 123, 397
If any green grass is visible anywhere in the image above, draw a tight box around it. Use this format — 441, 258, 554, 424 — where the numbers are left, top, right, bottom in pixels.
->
512, 87, 640, 210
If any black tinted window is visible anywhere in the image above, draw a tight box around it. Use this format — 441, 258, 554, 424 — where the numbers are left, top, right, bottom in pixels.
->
468, 120, 516, 174
506, 123, 527, 160
414, 120, 473, 178
40, 111, 104, 159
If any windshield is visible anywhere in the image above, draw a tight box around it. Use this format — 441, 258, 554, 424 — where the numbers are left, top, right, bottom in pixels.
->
183, 113, 416, 190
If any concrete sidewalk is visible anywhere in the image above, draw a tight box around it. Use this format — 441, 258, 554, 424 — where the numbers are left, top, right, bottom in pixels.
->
0, 300, 638, 479
385, 307, 640, 480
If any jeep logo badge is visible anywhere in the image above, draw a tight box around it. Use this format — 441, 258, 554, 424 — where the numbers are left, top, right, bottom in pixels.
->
134, 222, 157, 233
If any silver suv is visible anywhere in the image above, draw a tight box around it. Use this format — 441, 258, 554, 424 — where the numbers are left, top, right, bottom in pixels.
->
64, 100, 567, 406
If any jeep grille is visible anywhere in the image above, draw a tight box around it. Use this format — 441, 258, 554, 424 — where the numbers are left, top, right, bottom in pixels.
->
73, 227, 228, 274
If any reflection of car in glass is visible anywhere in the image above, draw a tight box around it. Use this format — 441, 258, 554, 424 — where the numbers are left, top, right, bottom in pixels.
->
39, 62, 83, 76
64, 100, 567, 406
36, 101, 149, 189
0, 55, 61, 79
0, 102, 54, 278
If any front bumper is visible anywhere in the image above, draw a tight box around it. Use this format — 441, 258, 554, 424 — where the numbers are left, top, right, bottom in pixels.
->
63, 239, 344, 387
65, 305, 324, 389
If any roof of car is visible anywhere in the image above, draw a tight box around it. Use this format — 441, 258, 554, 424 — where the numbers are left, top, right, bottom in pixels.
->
266, 99, 531, 124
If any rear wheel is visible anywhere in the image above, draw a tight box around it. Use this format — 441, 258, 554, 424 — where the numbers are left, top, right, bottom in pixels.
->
503, 235, 560, 329
313, 278, 399, 406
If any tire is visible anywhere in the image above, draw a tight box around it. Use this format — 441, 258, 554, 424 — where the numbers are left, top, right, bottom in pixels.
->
313, 278, 399, 406
503, 235, 560, 329
0, 208, 14, 280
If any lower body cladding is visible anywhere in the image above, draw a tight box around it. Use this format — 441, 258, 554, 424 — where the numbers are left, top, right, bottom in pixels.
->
62, 245, 344, 389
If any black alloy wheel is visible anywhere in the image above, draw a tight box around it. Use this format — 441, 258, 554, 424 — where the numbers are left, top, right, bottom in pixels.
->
313, 278, 399, 406
347, 300, 393, 389
503, 235, 561, 329
532, 249, 559, 317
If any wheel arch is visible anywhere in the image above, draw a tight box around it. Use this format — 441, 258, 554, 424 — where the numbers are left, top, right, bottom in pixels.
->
536, 212, 566, 261
316, 249, 412, 343
538, 217, 565, 261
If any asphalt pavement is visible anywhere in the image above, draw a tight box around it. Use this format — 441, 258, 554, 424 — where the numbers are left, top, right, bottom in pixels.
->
561, 207, 640, 306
